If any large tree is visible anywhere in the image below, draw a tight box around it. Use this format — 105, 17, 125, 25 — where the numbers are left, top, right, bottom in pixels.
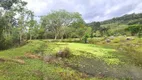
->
0, 0, 29, 49
125, 24, 142, 37
26, 11, 36, 40
40, 10, 84, 39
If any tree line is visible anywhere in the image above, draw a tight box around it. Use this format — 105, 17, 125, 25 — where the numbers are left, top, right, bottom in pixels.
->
1, 0, 142, 50
0, 0, 91, 50
87, 13, 142, 37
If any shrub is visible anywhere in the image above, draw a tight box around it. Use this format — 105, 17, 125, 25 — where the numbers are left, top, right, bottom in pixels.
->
88, 38, 104, 44
0, 36, 14, 50
56, 47, 71, 58
88, 38, 96, 44
112, 38, 121, 43
117, 42, 142, 66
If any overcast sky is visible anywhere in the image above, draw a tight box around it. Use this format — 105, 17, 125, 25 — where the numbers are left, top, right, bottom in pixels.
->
23, 0, 142, 23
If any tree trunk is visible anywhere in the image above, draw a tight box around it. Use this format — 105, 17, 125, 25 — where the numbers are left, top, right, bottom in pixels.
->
100, 31, 103, 37
30, 34, 32, 40
19, 34, 22, 44
54, 32, 60, 40
61, 36, 63, 40
54, 35, 57, 40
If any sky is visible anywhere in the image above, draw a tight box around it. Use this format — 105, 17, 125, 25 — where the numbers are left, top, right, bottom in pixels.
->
23, 0, 142, 23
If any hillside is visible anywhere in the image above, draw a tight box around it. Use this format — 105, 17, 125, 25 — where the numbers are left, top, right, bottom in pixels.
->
0, 39, 142, 80
102, 13, 142, 24
88, 13, 142, 25
87, 13, 142, 37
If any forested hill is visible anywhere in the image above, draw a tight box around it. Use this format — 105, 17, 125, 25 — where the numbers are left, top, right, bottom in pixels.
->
88, 13, 142, 25
87, 13, 142, 37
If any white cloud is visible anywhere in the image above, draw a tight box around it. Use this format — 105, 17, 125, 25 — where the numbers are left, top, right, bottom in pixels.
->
127, 3, 142, 14
22, 0, 142, 23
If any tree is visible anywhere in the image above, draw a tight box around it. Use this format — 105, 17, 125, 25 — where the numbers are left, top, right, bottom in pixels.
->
88, 22, 100, 32
99, 25, 110, 37
26, 11, 37, 40
0, 0, 29, 49
17, 11, 27, 44
40, 10, 84, 40
83, 27, 92, 43
125, 24, 142, 37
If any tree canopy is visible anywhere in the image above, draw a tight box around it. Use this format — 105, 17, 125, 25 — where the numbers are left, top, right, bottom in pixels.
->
40, 10, 85, 39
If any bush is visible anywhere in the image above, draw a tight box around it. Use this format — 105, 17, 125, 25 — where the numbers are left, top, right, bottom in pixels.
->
88, 38, 104, 44
0, 38, 5, 50
117, 41, 142, 66
56, 47, 71, 58
88, 38, 96, 44
112, 38, 121, 43
0, 36, 14, 50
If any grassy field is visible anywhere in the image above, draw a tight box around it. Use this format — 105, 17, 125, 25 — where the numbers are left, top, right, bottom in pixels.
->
0, 39, 142, 80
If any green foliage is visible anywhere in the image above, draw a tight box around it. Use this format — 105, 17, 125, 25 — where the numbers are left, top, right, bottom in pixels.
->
1, 0, 142, 79
0, 40, 45, 58
125, 24, 142, 37
40, 10, 84, 39
88, 13, 142, 37
128, 18, 142, 25
0, 0, 27, 10
88, 38, 104, 44
88, 22, 100, 32
49, 41, 142, 79
56, 47, 71, 58
0, 0, 35, 50
101, 13, 142, 24
117, 40, 142, 66
88, 36, 142, 67
0, 41, 85, 80
95, 30, 101, 37
1, 40, 142, 79
111, 38, 121, 43
83, 34, 89, 43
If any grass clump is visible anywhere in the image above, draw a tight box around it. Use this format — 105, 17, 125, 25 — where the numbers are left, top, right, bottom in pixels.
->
88, 38, 104, 44
117, 41, 142, 66
56, 47, 71, 58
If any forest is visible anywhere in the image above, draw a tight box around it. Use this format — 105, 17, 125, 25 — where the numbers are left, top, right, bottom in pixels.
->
0, 0, 142, 80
